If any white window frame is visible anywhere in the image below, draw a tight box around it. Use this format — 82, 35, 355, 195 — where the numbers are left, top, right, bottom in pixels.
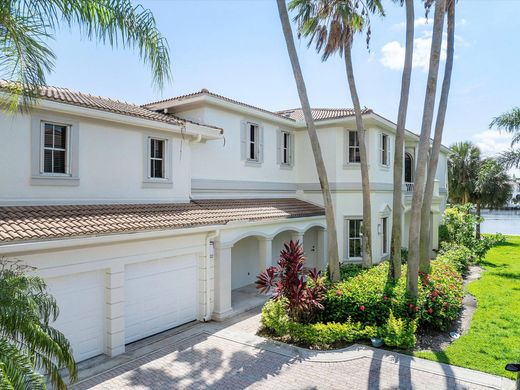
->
346, 130, 361, 164
379, 132, 390, 167
247, 123, 259, 162
31, 115, 79, 186
345, 217, 363, 261
280, 130, 294, 167
381, 217, 389, 256
148, 138, 166, 179
143, 135, 172, 188
40, 121, 71, 176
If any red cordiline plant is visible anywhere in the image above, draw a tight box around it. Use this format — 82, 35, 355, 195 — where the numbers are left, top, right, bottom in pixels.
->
256, 240, 325, 323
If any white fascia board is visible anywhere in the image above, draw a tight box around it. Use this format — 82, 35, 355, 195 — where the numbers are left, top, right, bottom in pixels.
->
35, 99, 222, 141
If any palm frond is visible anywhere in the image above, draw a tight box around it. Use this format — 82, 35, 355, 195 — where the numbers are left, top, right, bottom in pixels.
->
497, 148, 520, 169
490, 107, 520, 145
0, 338, 46, 390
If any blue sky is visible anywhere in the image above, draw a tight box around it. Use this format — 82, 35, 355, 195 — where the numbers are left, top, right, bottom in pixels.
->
45, 0, 520, 156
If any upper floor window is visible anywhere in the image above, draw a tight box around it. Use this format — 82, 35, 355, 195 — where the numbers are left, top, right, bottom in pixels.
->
240, 120, 264, 165
42, 122, 69, 174
248, 123, 259, 161
379, 133, 390, 166
277, 129, 294, 167
347, 130, 360, 163
404, 152, 414, 183
149, 138, 166, 179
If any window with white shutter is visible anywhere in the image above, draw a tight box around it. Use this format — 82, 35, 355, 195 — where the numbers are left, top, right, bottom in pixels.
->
380, 133, 390, 167
241, 120, 263, 165
278, 130, 293, 166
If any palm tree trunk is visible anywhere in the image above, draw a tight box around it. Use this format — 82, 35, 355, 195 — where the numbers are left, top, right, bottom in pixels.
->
476, 198, 481, 240
419, 0, 455, 272
276, 0, 341, 281
407, 0, 446, 297
344, 43, 372, 268
390, 0, 414, 280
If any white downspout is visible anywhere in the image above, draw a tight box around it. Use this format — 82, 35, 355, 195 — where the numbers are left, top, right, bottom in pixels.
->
203, 230, 219, 322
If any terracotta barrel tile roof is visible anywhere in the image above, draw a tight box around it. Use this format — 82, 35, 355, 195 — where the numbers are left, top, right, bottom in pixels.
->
276, 107, 373, 122
0, 81, 222, 133
0, 199, 324, 243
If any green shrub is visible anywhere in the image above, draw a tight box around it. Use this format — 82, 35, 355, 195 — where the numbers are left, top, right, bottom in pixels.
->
420, 261, 464, 330
339, 263, 364, 280
261, 299, 378, 349
400, 247, 409, 264
320, 261, 463, 331
436, 242, 474, 273
382, 311, 417, 349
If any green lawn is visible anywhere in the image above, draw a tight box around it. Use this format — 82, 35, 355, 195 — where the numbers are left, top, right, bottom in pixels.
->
415, 236, 520, 379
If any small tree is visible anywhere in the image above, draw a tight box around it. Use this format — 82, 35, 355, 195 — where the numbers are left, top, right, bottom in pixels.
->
0, 259, 76, 389
256, 241, 326, 323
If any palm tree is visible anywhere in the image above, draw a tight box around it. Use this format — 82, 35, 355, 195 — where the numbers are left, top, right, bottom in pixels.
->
419, 0, 455, 272
474, 159, 512, 239
448, 141, 481, 204
407, 0, 446, 297
0, 260, 76, 389
277, 0, 341, 281
289, 0, 384, 268
490, 108, 520, 168
0, 0, 171, 112
390, 0, 414, 280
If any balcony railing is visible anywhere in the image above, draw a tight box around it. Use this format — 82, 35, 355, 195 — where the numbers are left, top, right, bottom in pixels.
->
405, 182, 414, 193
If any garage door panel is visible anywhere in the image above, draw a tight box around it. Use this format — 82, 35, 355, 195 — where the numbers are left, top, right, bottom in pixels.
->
125, 255, 198, 344
46, 271, 105, 362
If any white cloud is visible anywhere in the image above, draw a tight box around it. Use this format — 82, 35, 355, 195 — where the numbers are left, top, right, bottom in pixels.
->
473, 130, 512, 157
391, 17, 430, 30
379, 31, 447, 72
459, 18, 468, 26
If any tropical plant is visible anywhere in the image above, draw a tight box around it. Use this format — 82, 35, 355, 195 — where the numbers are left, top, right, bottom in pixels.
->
407, 0, 447, 298
276, 0, 341, 281
490, 108, 520, 168
474, 158, 512, 238
447, 141, 481, 204
289, 0, 384, 269
0, 259, 76, 389
391, 0, 414, 280
0, 0, 171, 112
419, 0, 456, 272
256, 240, 326, 323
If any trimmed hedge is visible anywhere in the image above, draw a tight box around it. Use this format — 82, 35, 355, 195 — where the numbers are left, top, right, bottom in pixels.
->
319, 261, 464, 330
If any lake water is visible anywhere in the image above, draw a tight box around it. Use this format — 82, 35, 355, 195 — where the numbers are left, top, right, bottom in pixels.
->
480, 210, 520, 235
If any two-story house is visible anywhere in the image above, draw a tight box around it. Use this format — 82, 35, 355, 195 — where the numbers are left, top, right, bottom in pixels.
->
0, 85, 448, 364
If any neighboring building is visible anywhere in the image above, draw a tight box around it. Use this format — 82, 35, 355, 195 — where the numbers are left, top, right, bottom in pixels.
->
508, 175, 520, 207
0, 85, 449, 363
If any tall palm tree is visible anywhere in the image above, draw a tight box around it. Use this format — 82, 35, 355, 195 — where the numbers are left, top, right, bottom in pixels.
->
447, 141, 481, 204
390, 0, 414, 280
0, 260, 76, 389
290, 0, 384, 268
474, 158, 512, 239
419, 0, 455, 272
277, 0, 341, 281
0, 0, 171, 112
407, 0, 446, 297
490, 108, 520, 168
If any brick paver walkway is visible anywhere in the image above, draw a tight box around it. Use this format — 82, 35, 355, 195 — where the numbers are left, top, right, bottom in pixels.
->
75, 309, 514, 390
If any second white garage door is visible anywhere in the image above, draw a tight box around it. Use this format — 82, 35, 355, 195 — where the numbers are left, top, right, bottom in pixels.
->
125, 255, 198, 343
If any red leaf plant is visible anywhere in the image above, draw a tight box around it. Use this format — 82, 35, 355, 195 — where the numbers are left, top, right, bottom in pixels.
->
256, 240, 326, 323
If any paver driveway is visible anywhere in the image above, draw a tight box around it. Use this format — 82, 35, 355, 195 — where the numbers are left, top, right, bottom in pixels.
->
75, 308, 514, 390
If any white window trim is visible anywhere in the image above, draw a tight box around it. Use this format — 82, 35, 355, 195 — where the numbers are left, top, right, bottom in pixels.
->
344, 216, 363, 262
40, 122, 71, 176
241, 120, 264, 167
31, 115, 79, 186
278, 129, 294, 169
143, 135, 173, 188
379, 132, 391, 168
247, 123, 260, 162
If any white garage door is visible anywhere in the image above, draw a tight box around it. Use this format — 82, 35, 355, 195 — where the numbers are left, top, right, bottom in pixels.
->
46, 271, 105, 362
125, 255, 198, 343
